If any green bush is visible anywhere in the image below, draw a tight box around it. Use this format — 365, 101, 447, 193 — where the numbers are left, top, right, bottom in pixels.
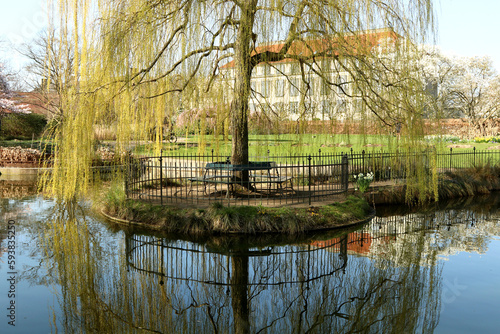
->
0, 113, 48, 140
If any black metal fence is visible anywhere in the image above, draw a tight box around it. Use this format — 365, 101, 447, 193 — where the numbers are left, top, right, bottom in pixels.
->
126, 152, 349, 207
125, 148, 499, 207
348, 147, 500, 180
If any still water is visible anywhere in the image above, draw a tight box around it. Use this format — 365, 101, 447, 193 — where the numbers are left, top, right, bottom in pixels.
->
0, 179, 499, 333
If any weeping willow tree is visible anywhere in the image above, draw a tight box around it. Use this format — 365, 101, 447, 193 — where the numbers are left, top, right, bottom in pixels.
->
44, 0, 436, 200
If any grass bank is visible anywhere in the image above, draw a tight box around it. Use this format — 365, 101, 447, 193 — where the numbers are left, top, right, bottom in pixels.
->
366, 164, 500, 205
100, 185, 372, 235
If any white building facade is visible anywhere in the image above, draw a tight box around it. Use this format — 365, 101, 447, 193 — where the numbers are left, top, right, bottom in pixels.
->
220, 29, 399, 121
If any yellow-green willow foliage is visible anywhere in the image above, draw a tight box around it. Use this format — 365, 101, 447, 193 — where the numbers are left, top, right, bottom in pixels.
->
42, 203, 176, 333
45, 0, 435, 200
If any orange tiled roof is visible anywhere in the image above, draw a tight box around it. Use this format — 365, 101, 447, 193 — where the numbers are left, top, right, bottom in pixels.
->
221, 29, 398, 69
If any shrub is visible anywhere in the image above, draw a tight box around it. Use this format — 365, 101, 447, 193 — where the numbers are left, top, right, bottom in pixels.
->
0, 113, 47, 140
94, 125, 117, 141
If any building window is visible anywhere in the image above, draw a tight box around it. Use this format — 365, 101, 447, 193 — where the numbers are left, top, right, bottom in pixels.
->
321, 78, 330, 96
353, 99, 364, 113
276, 80, 284, 97
260, 103, 271, 113
275, 63, 285, 75
289, 102, 299, 114
291, 62, 301, 75
337, 75, 349, 95
336, 99, 347, 113
320, 100, 332, 119
263, 64, 271, 75
273, 102, 284, 114
261, 80, 270, 98
290, 78, 299, 97
321, 60, 331, 73
256, 65, 263, 76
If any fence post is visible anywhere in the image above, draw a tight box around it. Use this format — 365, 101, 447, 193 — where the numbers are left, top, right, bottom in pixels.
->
160, 150, 163, 206
125, 156, 129, 199
342, 154, 348, 192
308, 154, 312, 206
362, 150, 366, 174
449, 147, 453, 171
473, 146, 476, 166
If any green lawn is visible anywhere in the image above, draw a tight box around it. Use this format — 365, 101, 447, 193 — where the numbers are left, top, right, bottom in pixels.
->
2, 134, 496, 160
132, 133, 499, 157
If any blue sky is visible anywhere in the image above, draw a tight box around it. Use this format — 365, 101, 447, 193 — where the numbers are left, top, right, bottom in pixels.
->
0, 0, 48, 70
1, 0, 500, 75
437, 0, 500, 65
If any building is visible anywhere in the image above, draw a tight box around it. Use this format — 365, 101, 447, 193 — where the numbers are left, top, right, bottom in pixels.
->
220, 28, 400, 121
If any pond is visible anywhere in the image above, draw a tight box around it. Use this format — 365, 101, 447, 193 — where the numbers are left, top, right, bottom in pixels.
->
1, 178, 499, 333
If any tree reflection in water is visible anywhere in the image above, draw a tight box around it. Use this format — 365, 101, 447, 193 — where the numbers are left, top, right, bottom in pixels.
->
42, 194, 500, 333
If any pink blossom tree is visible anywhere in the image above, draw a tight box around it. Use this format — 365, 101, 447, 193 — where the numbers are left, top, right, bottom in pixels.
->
0, 64, 31, 136
0, 64, 31, 114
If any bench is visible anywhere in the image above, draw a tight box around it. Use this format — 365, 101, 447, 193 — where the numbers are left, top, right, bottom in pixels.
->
249, 174, 294, 192
187, 161, 294, 196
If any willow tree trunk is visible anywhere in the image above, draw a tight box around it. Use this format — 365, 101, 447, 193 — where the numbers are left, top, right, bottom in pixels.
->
230, 1, 257, 190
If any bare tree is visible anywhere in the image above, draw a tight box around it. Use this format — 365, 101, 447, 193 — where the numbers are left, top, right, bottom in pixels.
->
417, 50, 500, 137
19, 29, 74, 124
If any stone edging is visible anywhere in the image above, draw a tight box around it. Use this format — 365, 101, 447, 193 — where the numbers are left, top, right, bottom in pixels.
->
0, 166, 52, 175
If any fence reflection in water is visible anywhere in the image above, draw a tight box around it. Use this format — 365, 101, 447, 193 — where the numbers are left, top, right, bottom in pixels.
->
122, 211, 459, 333
125, 205, 492, 285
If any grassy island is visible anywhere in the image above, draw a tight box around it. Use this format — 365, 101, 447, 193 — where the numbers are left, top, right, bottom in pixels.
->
101, 188, 373, 235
